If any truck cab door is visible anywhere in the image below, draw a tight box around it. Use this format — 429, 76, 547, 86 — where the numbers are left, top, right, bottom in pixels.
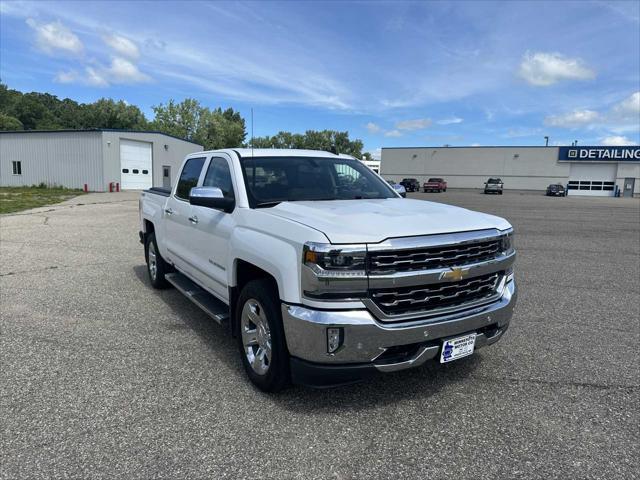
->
163, 156, 207, 276
188, 155, 237, 301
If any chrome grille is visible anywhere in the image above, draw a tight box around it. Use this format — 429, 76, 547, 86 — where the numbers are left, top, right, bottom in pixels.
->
368, 238, 501, 274
370, 272, 502, 316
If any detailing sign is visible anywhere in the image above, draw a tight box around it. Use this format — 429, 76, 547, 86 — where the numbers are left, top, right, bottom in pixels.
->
558, 146, 640, 162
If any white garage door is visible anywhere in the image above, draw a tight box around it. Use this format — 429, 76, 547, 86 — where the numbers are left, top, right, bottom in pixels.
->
120, 139, 152, 190
568, 163, 617, 197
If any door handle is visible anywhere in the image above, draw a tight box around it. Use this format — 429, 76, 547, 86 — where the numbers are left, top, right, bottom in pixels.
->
188, 215, 199, 224
164, 208, 174, 215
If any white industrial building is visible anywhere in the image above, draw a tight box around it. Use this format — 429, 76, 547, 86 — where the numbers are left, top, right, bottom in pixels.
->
0, 129, 203, 192
381, 146, 640, 197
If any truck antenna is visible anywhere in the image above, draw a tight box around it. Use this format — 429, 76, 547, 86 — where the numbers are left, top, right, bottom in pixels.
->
251, 108, 254, 158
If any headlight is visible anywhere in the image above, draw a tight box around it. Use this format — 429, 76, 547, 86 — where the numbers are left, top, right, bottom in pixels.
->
501, 230, 515, 255
302, 243, 367, 300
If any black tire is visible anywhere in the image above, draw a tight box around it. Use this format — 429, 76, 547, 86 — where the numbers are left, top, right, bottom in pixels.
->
235, 279, 290, 392
145, 232, 171, 289
499, 191, 503, 195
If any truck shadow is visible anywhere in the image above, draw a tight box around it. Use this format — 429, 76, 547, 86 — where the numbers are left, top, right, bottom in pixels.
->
133, 265, 481, 412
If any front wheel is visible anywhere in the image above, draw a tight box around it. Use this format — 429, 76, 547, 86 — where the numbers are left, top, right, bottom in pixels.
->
236, 279, 290, 392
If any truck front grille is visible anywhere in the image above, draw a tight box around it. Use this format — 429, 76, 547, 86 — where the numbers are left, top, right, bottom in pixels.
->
370, 272, 502, 316
368, 238, 501, 274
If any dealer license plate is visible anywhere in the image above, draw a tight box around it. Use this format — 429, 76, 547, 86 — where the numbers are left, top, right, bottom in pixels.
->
440, 333, 477, 363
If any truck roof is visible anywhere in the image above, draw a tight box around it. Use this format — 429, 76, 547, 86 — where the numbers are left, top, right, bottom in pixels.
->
188, 148, 354, 159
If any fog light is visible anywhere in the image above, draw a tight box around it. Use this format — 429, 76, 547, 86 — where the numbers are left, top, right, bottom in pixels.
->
327, 327, 343, 354
505, 267, 514, 283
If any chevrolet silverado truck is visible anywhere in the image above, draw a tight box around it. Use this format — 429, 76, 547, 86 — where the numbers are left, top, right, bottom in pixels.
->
139, 149, 517, 392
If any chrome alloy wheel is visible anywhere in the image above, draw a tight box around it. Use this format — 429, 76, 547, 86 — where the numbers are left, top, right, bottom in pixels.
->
241, 299, 272, 375
148, 241, 158, 281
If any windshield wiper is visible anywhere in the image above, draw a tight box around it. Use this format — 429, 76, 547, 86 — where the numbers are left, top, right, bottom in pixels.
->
255, 201, 283, 208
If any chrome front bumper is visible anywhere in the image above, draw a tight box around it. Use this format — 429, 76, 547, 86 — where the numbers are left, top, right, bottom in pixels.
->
282, 279, 516, 374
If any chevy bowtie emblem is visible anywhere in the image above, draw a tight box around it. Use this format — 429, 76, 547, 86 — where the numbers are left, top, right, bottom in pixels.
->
441, 267, 470, 281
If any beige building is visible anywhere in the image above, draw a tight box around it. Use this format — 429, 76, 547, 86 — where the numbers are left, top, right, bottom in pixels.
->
381, 146, 640, 197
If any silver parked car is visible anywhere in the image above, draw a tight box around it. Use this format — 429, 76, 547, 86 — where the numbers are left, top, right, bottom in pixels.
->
387, 180, 407, 197
484, 178, 504, 194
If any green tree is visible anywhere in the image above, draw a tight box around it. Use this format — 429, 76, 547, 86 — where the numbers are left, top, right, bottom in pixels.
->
0, 112, 23, 130
11, 94, 58, 130
200, 107, 246, 149
152, 99, 246, 148
251, 129, 363, 157
151, 98, 202, 140
83, 98, 147, 130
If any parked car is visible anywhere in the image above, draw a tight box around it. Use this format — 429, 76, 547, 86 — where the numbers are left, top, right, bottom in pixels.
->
140, 149, 517, 391
423, 178, 447, 192
386, 180, 407, 197
546, 183, 566, 196
484, 178, 504, 194
400, 178, 420, 192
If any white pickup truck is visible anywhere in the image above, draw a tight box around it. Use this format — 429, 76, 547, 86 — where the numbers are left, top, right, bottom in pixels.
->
139, 149, 517, 391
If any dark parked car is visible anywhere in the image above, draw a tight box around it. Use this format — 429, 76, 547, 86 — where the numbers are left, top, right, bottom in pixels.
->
400, 178, 420, 192
546, 183, 566, 196
423, 178, 447, 192
484, 177, 504, 194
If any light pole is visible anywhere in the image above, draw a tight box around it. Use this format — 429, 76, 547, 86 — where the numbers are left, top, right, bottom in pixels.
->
544, 136, 549, 147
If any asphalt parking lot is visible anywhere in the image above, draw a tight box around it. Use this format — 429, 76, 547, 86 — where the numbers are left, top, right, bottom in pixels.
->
1, 189, 639, 479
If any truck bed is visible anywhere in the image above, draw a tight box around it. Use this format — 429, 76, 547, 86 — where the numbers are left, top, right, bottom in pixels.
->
144, 187, 171, 197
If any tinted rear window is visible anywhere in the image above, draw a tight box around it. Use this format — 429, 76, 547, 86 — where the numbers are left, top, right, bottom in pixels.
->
176, 157, 206, 199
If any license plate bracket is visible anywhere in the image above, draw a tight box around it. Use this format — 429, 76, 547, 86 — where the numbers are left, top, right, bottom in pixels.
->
440, 333, 477, 363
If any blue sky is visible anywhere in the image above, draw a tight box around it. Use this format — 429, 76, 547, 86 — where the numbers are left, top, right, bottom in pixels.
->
1, 0, 639, 157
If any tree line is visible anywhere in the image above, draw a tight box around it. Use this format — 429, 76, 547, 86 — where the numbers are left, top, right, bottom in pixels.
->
0, 83, 365, 156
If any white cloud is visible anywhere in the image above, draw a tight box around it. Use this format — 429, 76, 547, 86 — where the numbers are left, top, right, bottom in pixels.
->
56, 59, 148, 87
518, 51, 595, 86
366, 122, 381, 134
437, 117, 463, 125
26, 18, 83, 55
384, 130, 402, 137
85, 66, 109, 87
609, 91, 640, 122
54, 70, 78, 83
544, 110, 599, 128
367, 148, 382, 160
470, 143, 482, 147
395, 118, 432, 130
106, 57, 150, 83
103, 33, 140, 59
600, 135, 636, 146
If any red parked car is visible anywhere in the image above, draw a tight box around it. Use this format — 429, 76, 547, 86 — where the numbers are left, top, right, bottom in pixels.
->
423, 177, 447, 192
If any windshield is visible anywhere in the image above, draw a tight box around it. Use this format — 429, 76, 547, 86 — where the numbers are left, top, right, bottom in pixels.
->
240, 156, 396, 207
488, 178, 501, 184
428, 178, 442, 182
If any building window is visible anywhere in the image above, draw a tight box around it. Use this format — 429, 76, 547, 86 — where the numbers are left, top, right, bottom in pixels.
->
12, 161, 22, 175
142, 169, 149, 174
122, 168, 129, 174
132, 169, 139, 174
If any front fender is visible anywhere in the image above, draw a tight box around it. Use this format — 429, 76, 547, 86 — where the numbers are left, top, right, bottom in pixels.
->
230, 227, 303, 304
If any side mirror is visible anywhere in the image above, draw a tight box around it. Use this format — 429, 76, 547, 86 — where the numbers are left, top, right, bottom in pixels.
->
189, 186, 235, 213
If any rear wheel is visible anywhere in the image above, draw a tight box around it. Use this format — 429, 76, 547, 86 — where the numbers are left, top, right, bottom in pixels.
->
236, 279, 290, 392
145, 232, 171, 289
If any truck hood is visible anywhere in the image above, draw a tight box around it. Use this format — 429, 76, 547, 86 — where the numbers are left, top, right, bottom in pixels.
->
263, 198, 511, 244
